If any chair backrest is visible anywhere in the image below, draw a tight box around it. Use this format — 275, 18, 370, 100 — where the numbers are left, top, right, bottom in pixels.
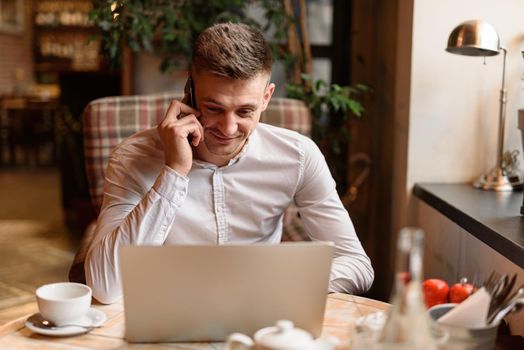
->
83, 93, 311, 213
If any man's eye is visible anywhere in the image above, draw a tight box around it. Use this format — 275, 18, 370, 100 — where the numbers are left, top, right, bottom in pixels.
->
206, 107, 222, 113
238, 110, 254, 117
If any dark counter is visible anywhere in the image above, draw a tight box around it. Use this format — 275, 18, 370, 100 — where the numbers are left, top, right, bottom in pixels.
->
413, 183, 524, 269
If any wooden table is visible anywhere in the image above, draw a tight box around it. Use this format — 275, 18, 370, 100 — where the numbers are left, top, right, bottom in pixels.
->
0, 293, 389, 349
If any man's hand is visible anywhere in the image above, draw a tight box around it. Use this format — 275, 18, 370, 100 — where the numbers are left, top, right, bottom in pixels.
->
157, 100, 203, 176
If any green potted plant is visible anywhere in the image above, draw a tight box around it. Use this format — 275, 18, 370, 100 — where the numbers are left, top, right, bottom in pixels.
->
89, 0, 293, 72
287, 74, 370, 194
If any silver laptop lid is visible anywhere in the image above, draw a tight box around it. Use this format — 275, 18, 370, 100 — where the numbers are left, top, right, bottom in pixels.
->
120, 242, 334, 343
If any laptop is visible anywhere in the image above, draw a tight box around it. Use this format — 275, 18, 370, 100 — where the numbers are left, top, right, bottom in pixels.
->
119, 242, 335, 343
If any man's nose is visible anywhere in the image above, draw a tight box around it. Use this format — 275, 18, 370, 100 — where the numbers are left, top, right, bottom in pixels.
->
217, 113, 238, 136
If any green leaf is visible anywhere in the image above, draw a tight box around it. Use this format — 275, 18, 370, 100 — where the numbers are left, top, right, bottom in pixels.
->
300, 73, 312, 81
330, 96, 341, 112
348, 100, 364, 117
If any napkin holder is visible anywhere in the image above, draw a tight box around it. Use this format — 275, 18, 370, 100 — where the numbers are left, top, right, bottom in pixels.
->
430, 288, 497, 350
429, 303, 499, 350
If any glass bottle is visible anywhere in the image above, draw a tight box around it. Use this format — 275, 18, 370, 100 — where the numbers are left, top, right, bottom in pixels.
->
376, 227, 438, 350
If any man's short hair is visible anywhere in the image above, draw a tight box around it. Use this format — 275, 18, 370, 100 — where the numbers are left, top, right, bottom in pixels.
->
192, 22, 272, 80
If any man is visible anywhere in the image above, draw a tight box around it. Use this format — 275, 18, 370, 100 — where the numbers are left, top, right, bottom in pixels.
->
85, 22, 373, 304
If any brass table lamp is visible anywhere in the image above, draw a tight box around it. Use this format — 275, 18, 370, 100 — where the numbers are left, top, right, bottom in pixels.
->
446, 20, 523, 191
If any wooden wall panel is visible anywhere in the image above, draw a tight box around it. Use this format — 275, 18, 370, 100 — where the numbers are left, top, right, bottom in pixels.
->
350, 0, 401, 300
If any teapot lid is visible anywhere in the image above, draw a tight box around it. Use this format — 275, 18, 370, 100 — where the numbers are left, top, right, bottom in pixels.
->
255, 320, 313, 349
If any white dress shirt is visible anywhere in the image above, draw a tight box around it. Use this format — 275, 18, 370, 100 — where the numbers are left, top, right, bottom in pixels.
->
85, 123, 374, 304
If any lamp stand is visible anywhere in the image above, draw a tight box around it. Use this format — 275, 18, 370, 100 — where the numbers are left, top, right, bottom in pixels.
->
473, 166, 522, 191
473, 48, 523, 191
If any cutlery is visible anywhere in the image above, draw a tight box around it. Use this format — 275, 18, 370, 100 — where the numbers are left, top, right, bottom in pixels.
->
500, 274, 517, 303
490, 297, 524, 325
487, 274, 516, 321
503, 283, 524, 305
483, 271, 500, 294
27, 314, 101, 331
485, 273, 505, 317
487, 285, 524, 324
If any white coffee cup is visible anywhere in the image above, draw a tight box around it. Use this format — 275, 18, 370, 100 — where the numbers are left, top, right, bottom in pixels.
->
36, 282, 92, 326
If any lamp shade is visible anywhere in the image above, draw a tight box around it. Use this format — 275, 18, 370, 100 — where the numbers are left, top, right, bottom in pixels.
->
446, 20, 500, 56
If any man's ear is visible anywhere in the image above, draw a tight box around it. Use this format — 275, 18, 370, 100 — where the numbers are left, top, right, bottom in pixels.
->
261, 83, 276, 112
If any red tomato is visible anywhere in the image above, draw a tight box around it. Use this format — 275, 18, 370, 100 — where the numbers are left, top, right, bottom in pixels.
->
449, 278, 474, 303
422, 279, 449, 308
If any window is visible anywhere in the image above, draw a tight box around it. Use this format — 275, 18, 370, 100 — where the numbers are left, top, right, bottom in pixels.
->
307, 0, 351, 85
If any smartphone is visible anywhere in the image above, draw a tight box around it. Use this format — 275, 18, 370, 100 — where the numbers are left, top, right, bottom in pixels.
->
184, 76, 197, 108
184, 77, 197, 144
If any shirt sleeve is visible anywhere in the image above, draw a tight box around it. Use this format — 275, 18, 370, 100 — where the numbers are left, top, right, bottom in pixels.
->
84, 155, 188, 304
294, 137, 374, 294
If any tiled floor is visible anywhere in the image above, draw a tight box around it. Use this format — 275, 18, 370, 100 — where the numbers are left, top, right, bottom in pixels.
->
0, 168, 80, 324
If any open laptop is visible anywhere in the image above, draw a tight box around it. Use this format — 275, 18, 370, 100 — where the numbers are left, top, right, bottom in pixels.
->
120, 242, 335, 343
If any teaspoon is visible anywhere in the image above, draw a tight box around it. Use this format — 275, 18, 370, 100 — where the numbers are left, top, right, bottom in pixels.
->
27, 313, 101, 330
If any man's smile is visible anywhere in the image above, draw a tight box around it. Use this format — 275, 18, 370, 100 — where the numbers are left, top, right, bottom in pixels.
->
207, 130, 242, 144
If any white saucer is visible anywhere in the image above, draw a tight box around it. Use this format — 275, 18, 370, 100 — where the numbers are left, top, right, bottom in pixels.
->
25, 308, 106, 337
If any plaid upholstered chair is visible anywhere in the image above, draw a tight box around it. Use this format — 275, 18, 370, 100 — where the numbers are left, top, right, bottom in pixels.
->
69, 93, 311, 283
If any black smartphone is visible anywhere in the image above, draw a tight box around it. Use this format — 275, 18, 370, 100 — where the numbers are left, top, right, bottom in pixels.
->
184, 77, 197, 144
184, 76, 197, 108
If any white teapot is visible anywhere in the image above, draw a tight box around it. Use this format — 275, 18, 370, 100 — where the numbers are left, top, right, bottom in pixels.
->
224, 320, 340, 350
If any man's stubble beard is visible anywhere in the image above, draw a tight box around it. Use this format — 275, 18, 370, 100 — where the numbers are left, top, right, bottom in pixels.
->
203, 134, 247, 157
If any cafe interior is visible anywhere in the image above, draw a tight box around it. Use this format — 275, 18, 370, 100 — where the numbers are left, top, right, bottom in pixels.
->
0, 0, 524, 348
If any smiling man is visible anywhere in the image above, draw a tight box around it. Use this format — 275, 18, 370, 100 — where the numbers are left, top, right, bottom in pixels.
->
84, 23, 374, 304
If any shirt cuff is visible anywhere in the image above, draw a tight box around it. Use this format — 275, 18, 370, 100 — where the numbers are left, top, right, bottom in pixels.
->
152, 165, 189, 205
